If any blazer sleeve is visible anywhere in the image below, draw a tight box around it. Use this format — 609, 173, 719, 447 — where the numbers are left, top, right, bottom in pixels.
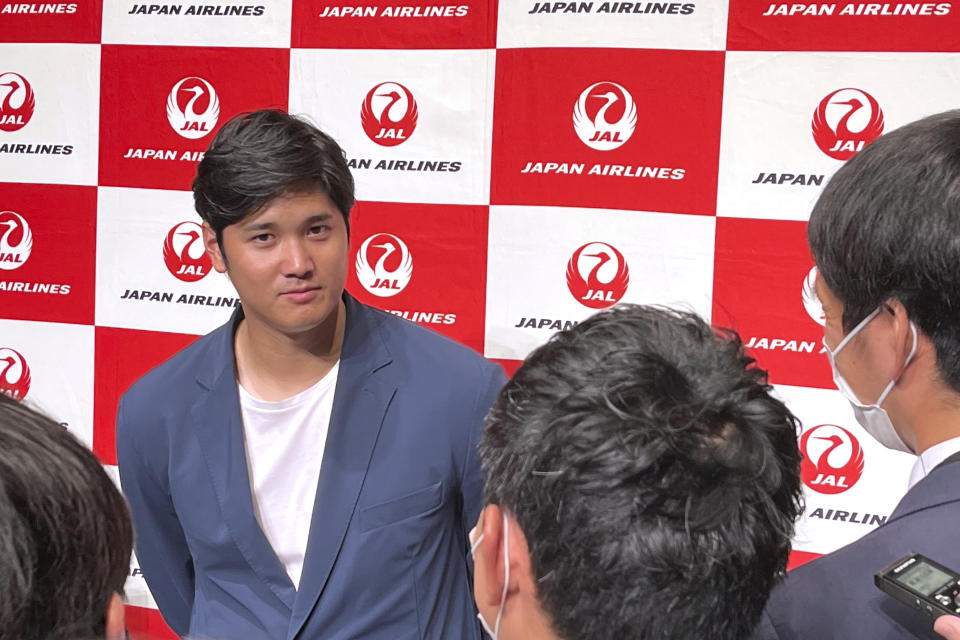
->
116, 395, 195, 636
460, 363, 508, 534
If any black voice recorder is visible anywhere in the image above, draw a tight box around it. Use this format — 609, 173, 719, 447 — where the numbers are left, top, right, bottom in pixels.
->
875, 552, 960, 619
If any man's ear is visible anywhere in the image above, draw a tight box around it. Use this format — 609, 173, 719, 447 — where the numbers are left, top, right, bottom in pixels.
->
477, 503, 506, 608
105, 592, 125, 640
202, 222, 227, 273
884, 298, 917, 364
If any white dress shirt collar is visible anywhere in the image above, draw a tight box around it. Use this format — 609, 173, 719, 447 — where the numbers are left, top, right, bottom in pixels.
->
908, 434, 960, 489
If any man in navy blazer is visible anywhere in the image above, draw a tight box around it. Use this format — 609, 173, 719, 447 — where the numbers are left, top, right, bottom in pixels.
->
116, 110, 505, 640
753, 111, 960, 640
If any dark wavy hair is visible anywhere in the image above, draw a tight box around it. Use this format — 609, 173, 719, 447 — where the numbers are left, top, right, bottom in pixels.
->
808, 109, 960, 392
193, 109, 355, 247
0, 393, 133, 640
480, 304, 803, 640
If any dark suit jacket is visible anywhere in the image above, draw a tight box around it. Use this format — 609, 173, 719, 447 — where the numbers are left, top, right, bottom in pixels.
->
753, 455, 960, 640
116, 294, 506, 640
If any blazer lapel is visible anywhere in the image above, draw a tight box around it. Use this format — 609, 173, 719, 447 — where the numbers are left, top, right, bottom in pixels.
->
192, 312, 297, 612
288, 295, 397, 639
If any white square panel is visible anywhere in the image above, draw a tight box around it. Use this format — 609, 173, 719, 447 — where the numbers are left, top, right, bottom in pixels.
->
0, 44, 99, 186
718, 52, 960, 220
485, 204, 715, 361
102, 0, 292, 47
0, 318, 94, 447
96, 186, 240, 335
289, 48, 494, 206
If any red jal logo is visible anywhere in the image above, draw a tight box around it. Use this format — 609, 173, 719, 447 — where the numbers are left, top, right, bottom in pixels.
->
0, 211, 33, 271
163, 221, 211, 282
355, 232, 412, 297
360, 82, 418, 147
0, 347, 30, 400
573, 81, 636, 151
812, 88, 884, 161
565, 242, 629, 309
0, 72, 35, 132
166, 76, 220, 140
800, 424, 865, 494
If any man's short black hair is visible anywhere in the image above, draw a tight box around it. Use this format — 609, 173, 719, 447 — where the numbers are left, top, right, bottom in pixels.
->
808, 109, 960, 391
0, 393, 133, 640
193, 109, 355, 244
480, 305, 803, 640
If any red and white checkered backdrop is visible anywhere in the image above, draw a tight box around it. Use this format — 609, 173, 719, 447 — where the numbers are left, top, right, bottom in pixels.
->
2, 1, 959, 636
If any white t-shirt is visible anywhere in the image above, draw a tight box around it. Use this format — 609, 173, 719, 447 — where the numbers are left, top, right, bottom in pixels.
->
238, 362, 339, 589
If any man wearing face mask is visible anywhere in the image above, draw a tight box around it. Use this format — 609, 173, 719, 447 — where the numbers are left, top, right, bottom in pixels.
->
752, 110, 960, 640
471, 304, 803, 640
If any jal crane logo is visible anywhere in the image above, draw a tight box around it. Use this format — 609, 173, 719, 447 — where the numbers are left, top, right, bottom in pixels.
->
355, 233, 413, 297
573, 81, 636, 151
812, 88, 884, 161
801, 266, 825, 326
565, 242, 629, 309
0, 211, 33, 271
361, 82, 418, 147
800, 424, 865, 494
0, 348, 31, 400
0, 72, 35, 132
166, 76, 220, 140
163, 221, 212, 282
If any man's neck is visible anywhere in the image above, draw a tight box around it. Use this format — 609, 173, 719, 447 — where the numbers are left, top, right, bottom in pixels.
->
234, 300, 346, 402
896, 385, 960, 454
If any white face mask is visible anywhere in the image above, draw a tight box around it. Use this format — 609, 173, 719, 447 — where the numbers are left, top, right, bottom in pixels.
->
822, 307, 918, 454
469, 512, 509, 640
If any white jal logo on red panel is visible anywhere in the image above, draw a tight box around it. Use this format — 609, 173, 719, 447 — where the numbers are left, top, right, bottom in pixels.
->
361, 82, 419, 147
802, 266, 825, 326
800, 424, 864, 494
355, 233, 413, 297
0, 211, 33, 271
0, 72, 35, 132
0, 347, 30, 400
163, 221, 212, 282
573, 81, 636, 151
812, 88, 884, 161
167, 76, 220, 139
566, 242, 629, 309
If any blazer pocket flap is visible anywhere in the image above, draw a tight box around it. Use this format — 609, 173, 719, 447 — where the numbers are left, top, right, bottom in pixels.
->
359, 481, 443, 532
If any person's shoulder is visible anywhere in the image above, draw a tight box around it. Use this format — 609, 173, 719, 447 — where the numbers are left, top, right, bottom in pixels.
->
362, 303, 502, 381
120, 322, 229, 413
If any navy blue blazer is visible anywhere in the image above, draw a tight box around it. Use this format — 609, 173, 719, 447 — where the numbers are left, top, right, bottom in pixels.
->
752, 457, 960, 640
116, 294, 506, 640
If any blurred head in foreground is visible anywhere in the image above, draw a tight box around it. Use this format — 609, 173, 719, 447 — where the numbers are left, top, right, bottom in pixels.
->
0, 393, 132, 640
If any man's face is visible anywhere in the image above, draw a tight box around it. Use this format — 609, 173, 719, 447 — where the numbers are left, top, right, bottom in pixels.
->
203, 189, 349, 338
816, 273, 888, 405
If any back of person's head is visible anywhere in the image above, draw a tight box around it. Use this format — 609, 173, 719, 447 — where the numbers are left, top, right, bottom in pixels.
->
192, 108, 355, 245
477, 305, 803, 640
0, 393, 132, 640
808, 109, 960, 391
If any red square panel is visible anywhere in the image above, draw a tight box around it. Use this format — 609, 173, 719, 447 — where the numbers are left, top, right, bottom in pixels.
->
99, 45, 289, 191
712, 217, 832, 389
292, 0, 497, 48
0, 182, 96, 325
345, 201, 487, 353
727, 0, 960, 51
491, 48, 724, 215
125, 605, 177, 640
94, 326, 200, 465
0, 1, 101, 43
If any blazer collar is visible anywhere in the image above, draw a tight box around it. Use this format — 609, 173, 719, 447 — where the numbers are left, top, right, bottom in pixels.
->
889, 453, 960, 523
288, 292, 398, 638
190, 292, 399, 635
